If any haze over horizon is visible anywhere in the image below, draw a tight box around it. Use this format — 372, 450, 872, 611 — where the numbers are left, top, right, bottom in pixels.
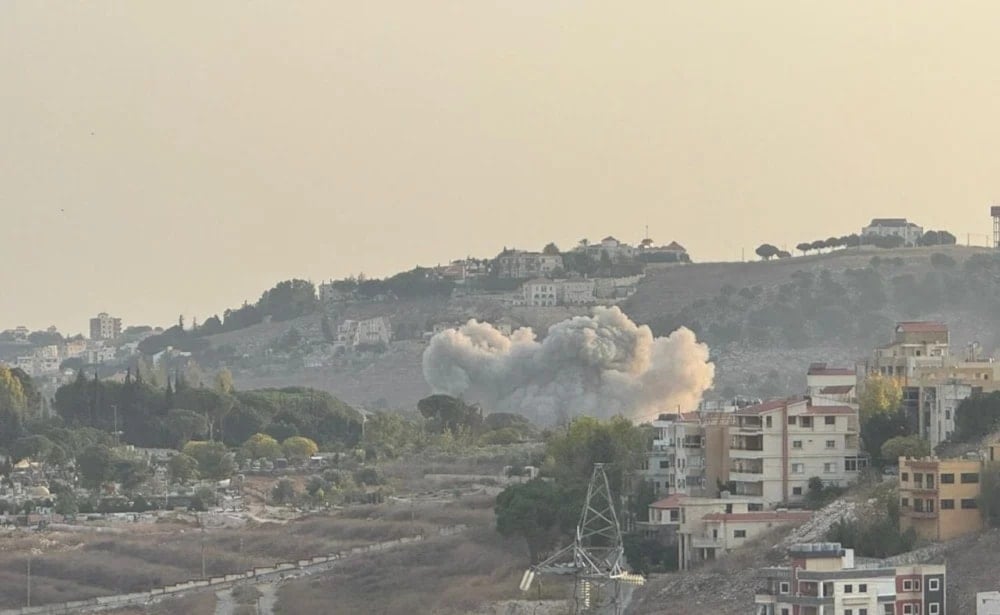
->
4, 2, 1000, 332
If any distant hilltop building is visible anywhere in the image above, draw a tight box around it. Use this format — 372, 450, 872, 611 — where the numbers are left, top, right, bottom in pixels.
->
89, 312, 122, 341
494, 249, 563, 279
337, 317, 392, 349
862, 218, 924, 247
637, 238, 690, 263
573, 236, 637, 263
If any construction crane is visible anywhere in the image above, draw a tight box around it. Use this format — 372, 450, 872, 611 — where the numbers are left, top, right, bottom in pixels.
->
519, 463, 645, 614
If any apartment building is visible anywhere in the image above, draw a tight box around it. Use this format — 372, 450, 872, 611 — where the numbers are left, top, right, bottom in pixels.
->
494, 250, 563, 279
89, 313, 122, 341
866, 321, 1000, 446
756, 542, 946, 615
643, 413, 709, 497
521, 279, 559, 307
337, 317, 392, 348
730, 397, 864, 506
898, 456, 984, 542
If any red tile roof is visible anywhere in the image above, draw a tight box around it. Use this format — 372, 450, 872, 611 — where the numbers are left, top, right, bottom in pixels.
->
650, 494, 687, 509
819, 385, 855, 395
896, 321, 948, 333
803, 405, 857, 416
737, 397, 804, 416
702, 511, 813, 523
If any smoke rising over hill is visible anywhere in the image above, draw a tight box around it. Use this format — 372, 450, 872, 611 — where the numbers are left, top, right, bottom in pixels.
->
421, 306, 715, 424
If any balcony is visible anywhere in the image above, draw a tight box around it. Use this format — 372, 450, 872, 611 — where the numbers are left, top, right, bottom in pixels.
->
729, 472, 764, 484
691, 535, 723, 549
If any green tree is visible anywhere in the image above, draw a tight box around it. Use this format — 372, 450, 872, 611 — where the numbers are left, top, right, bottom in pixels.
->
955, 391, 1000, 441
880, 435, 931, 462
282, 436, 319, 464
77, 444, 114, 489
495, 479, 577, 563
796, 242, 812, 255
0, 366, 27, 448
544, 416, 648, 495
242, 433, 282, 460
755, 243, 779, 260
11, 435, 53, 463
181, 440, 235, 480
542, 242, 560, 255
54, 491, 78, 516
164, 408, 208, 448
214, 368, 235, 394
859, 374, 902, 422
417, 394, 482, 434
168, 453, 200, 485
272, 478, 297, 504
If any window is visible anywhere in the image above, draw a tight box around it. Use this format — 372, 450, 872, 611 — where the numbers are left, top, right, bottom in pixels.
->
766, 416, 772, 428
859, 584, 867, 593
913, 472, 923, 485
792, 487, 803, 495
781, 609, 790, 615
884, 605, 895, 615
961, 473, 980, 484
845, 610, 853, 615
929, 603, 939, 615
929, 578, 939, 591
962, 498, 978, 509
901, 472, 909, 481
825, 416, 836, 425
788, 417, 796, 426
859, 610, 868, 615
824, 463, 836, 473
826, 440, 836, 449
927, 499, 935, 512
914, 499, 924, 512
940, 473, 954, 484
926, 475, 934, 488
901, 497, 909, 507
914, 580, 921, 591
779, 582, 789, 594
902, 580, 912, 591
801, 417, 813, 428
792, 440, 803, 449
734, 529, 746, 538
659, 460, 669, 469
903, 605, 914, 615
792, 463, 804, 474
941, 499, 954, 510
845, 584, 853, 593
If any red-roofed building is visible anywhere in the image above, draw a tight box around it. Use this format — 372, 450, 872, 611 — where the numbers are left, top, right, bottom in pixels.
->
729, 396, 863, 506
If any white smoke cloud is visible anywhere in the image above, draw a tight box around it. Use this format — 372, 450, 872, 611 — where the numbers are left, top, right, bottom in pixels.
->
421, 306, 715, 424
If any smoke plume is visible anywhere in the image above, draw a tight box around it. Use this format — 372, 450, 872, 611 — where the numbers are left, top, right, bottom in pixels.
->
421, 306, 715, 424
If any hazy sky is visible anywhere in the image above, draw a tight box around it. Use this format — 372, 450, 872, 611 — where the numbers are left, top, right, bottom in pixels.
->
4, 2, 1000, 333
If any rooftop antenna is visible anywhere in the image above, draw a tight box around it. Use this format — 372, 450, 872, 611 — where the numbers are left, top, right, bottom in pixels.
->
519, 463, 644, 614
992, 205, 1000, 249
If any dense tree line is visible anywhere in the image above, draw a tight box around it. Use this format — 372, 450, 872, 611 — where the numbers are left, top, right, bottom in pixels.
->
50, 370, 362, 451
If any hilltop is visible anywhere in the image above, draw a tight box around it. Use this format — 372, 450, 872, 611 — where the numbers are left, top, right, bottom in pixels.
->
200, 245, 1000, 410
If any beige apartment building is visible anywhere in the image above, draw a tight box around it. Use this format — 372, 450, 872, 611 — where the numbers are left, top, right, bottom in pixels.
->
866, 321, 1000, 447
730, 397, 864, 506
898, 456, 985, 542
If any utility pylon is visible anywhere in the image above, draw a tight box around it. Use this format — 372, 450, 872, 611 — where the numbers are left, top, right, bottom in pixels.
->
519, 464, 644, 614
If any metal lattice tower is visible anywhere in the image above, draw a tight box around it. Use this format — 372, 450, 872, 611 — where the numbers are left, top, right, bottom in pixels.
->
993, 206, 1000, 249
519, 464, 644, 614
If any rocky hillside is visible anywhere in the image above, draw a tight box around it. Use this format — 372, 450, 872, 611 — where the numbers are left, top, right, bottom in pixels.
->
206, 245, 1000, 409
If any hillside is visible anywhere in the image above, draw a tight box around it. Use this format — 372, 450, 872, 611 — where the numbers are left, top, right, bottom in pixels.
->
201, 245, 1000, 409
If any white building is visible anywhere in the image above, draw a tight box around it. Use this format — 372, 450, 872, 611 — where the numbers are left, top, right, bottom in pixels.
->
806, 363, 858, 404
560, 279, 597, 305
494, 250, 563, 279
643, 414, 708, 497
647, 494, 811, 570
337, 317, 392, 348
978, 591, 1000, 615
861, 218, 924, 246
522, 279, 559, 307
89, 313, 122, 341
730, 397, 864, 506
574, 236, 637, 263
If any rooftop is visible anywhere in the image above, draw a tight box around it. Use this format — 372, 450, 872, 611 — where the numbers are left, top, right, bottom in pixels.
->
702, 511, 813, 523
736, 397, 805, 416
868, 218, 916, 227
819, 385, 855, 395
802, 405, 857, 416
807, 364, 855, 376
896, 321, 948, 334
650, 494, 687, 509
